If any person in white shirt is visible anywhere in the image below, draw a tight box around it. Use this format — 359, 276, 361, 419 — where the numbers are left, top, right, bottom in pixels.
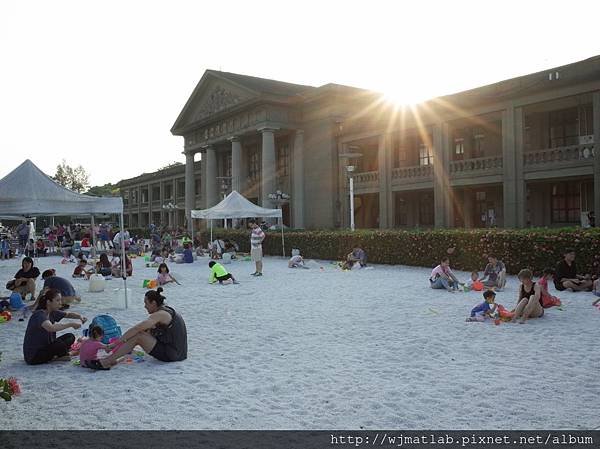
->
288, 254, 309, 269
249, 220, 265, 276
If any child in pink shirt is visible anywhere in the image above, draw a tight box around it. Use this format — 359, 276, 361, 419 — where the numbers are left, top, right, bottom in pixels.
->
79, 325, 110, 370
156, 263, 179, 285
538, 268, 561, 308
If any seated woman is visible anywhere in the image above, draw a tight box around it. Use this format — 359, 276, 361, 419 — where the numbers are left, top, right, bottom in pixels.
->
35, 239, 48, 257
341, 247, 367, 270
23, 288, 87, 365
61, 235, 74, 258
512, 269, 544, 324
223, 239, 239, 258
111, 254, 133, 277
25, 239, 36, 257
480, 255, 506, 289
96, 253, 113, 277
97, 288, 187, 369
429, 256, 461, 292
183, 244, 194, 263
6, 257, 40, 300
39, 269, 81, 306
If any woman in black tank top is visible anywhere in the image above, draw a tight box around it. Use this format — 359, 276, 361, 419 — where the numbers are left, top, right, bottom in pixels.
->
513, 269, 544, 323
96, 288, 187, 369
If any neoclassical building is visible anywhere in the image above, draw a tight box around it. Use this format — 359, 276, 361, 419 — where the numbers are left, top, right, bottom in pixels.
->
167, 56, 600, 230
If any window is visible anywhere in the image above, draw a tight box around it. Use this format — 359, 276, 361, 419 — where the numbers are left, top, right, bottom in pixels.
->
177, 180, 185, 198
164, 185, 172, 199
248, 148, 260, 182
395, 196, 407, 226
579, 104, 594, 138
418, 192, 434, 225
393, 137, 407, 167
152, 186, 160, 201
551, 182, 580, 223
418, 143, 433, 166
475, 191, 487, 225
473, 128, 485, 157
549, 108, 579, 148
224, 154, 232, 178
277, 143, 290, 177
454, 137, 465, 159
195, 179, 202, 196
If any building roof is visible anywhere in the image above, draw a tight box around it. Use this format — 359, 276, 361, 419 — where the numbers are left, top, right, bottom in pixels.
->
117, 161, 201, 188
207, 70, 316, 97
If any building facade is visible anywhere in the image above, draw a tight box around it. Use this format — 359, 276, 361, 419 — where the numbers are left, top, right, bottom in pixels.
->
118, 161, 201, 229
166, 56, 600, 231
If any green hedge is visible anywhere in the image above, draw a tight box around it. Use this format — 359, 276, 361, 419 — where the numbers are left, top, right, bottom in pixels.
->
197, 227, 600, 275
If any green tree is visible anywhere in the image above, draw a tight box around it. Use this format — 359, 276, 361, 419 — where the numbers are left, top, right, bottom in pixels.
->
53, 160, 90, 193
158, 161, 183, 171
86, 183, 119, 197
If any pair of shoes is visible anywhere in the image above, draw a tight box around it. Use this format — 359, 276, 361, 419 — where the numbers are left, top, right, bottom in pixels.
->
253, 272, 263, 277
87, 359, 110, 370
250, 272, 258, 276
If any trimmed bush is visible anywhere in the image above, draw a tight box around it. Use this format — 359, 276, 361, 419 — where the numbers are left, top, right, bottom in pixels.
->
197, 227, 600, 275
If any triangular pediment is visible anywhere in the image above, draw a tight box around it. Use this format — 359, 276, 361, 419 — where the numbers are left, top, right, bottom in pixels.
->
172, 72, 259, 133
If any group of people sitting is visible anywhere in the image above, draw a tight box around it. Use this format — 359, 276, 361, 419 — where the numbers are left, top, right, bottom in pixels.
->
429, 248, 600, 324
22, 286, 187, 369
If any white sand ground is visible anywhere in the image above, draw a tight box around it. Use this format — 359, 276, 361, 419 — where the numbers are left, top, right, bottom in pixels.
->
0, 254, 599, 430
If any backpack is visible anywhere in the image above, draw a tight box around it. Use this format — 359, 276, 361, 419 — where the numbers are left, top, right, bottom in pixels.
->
84, 314, 122, 344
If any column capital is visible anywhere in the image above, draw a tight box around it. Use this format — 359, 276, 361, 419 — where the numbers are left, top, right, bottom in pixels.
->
200, 144, 214, 153
257, 126, 279, 134
182, 149, 196, 157
228, 135, 241, 142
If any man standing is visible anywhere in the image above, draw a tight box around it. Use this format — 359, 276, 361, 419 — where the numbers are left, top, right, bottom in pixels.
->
249, 220, 265, 276
16, 221, 29, 253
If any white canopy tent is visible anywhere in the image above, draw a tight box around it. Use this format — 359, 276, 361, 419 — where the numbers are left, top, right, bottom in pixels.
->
191, 190, 286, 256
0, 160, 130, 308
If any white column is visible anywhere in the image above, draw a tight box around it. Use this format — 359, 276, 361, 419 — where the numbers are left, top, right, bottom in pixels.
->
292, 130, 305, 228
204, 145, 218, 208
230, 137, 242, 193
260, 128, 277, 208
184, 150, 195, 233
593, 92, 600, 222
377, 134, 390, 229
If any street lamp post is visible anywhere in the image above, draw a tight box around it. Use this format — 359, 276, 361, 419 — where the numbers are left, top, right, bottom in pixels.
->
161, 202, 176, 229
339, 151, 362, 231
216, 176, 232, 228
268, 190, 290, 257
268, 190, 290, 228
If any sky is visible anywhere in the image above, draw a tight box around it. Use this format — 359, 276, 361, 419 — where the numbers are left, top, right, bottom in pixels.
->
1, 0, 600, 187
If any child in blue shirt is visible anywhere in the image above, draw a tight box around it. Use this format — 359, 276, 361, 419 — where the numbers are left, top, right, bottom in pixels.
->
0, 237, 10, 259
466, 290, 497, 322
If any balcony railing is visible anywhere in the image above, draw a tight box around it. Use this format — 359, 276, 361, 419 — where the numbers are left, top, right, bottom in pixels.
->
392, 165, 433, 180
353, 171, 379, 183
450, 155, 503, 175
523, 143, 595, 166
350, 171, 379, 190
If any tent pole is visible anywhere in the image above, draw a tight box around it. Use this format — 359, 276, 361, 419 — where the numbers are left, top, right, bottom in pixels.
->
119, 213, 128, 309
90, 215, 97, 259
210, 220, 213, 246
281, 222, 285, 257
